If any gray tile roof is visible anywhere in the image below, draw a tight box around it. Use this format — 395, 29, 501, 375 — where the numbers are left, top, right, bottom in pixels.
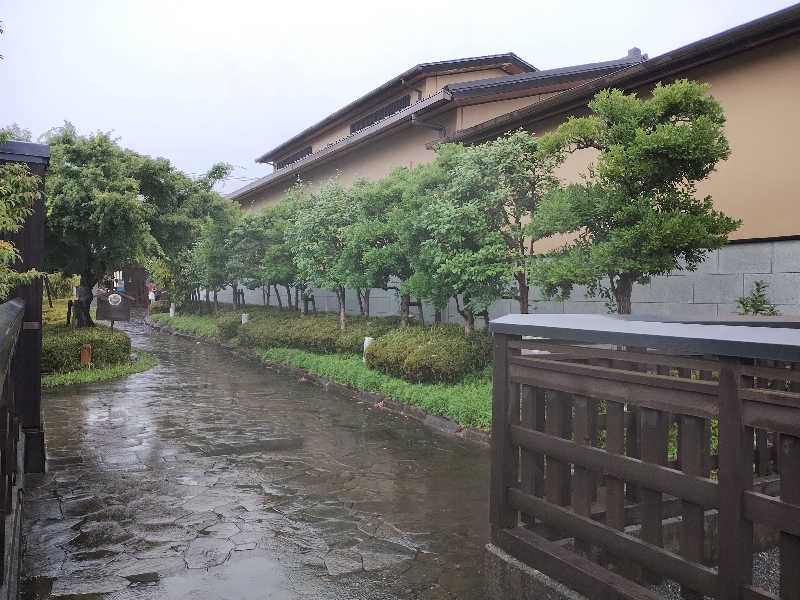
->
446, 48, 646, 99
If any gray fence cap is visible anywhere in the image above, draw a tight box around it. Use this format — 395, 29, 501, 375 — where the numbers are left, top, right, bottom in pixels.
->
488, 313, 800, 362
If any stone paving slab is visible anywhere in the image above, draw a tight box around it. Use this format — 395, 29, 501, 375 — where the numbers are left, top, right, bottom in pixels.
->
22, 318, 490, 599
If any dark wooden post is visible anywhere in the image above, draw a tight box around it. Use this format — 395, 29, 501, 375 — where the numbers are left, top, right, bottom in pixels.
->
491, 332, 518, 541
779, 434, 800, 599
0, 141, 49, 473
717, 357, 752, 600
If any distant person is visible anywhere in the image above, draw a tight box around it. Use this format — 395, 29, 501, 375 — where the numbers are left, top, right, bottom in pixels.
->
148, 289, 156, 304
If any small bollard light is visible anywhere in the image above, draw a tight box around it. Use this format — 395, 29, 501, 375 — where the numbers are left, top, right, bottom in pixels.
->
241, 313, 249, 325
80, 344, 92, 366
169, 303, 175, 318
363, 336, 375, 363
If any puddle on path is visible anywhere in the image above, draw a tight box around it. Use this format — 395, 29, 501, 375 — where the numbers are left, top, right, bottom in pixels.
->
22, 318, 490, 599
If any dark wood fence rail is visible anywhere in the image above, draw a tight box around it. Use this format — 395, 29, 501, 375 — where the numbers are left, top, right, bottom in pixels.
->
0, 299, 25, 586
489, 314, 800, 600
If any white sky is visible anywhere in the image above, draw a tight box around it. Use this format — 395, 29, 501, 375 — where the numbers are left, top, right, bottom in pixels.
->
1, 0, 795, 194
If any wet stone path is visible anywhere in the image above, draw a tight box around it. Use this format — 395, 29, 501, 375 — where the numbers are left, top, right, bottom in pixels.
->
22, 319, 490, 599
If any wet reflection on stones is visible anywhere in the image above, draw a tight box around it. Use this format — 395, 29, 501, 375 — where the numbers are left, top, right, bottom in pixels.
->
22, 318, 490, 599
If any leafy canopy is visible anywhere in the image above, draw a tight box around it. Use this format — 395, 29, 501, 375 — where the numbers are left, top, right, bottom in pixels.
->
531, 80, 740, 312
0, 163, 41, 299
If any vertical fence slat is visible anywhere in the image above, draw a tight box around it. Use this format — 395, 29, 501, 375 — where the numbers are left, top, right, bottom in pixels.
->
491, 333, 518, 540
640, 406, 670, 583
779, 434, 800, 599
572, 395, 592, 554
605, 401, 626, 531
718, 358, 753, 600
520, 385, 541, 523
679, 415, 706, 600
545, 390, 572, 508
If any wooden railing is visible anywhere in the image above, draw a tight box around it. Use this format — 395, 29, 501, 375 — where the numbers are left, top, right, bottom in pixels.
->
0, 299, 25, 586
490, 316, 800, 600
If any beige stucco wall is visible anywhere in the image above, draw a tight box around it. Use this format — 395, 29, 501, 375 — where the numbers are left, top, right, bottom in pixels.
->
532, 36, 800, 244
458, 92, 556, 130
242, 113, 457, 212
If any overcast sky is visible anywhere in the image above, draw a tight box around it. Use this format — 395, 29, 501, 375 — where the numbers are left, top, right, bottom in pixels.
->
2, 0, 795, 194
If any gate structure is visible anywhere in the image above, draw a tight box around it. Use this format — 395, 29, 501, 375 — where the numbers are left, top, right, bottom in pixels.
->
489, 314, 800, 600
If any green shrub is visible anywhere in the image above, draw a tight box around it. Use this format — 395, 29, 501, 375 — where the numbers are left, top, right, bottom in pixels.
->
365, 323, 491, 383
42, 325, 132, 373
149, 299, 170, 314
238, 311, 402, 355
216, 312, 242, 339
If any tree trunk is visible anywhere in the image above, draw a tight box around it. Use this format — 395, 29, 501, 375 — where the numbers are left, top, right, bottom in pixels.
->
517, 273, 530, 314
417, 298, 424, 325
434, 308, 442, 323
284, 285, 293, 310
75, 271, 96, 327
336, 287, 347, 330
356, 289, 364, 316
213, 289, 218, 311
614, 276, 634, 315
262, 285, 267, 306
294, 287, 300, 312
463, 309, 475, 337
232, 282, 239, 307
399, 294, 410, 327
273, 284, 283, 309
301, 291, 309, 315
205, 288, 210, 306
362, 289, 370, 318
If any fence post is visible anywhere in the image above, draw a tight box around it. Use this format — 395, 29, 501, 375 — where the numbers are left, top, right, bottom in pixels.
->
717, 357, 752, 600
491, 333, 518, 542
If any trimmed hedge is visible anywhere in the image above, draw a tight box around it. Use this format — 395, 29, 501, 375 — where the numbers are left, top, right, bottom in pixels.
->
238, 310, 402, 355
42, 324, 132, 373
365, 323, 491, 383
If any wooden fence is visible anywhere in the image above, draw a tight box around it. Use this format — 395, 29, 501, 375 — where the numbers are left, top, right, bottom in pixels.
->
0, 299, 26, 594
490, 314, 800, 600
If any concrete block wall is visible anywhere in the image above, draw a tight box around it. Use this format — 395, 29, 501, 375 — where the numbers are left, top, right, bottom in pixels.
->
214, 240, 799, 322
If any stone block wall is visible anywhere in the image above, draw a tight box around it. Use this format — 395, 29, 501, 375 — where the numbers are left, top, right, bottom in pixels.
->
216, 240, 799, 322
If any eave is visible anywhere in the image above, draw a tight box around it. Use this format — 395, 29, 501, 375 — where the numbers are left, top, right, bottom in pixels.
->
230, 90, 453, 203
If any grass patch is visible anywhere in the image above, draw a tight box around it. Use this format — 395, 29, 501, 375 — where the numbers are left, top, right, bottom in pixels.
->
257, 347, 491, 429
150, 313, 219, 338
42, 348, 158, 388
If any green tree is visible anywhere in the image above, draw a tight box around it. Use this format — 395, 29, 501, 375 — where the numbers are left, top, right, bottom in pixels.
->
0, 163, 41, 299
263, 197, 301, 311
193, 196, 241, 309
531, 80, 740, 313
286, 181, 358, 330
226, 209, 272, 305
440, 130, 563, 313
43, 123, 232, 324
0, 123, 32, 142
43, 125, 156, 325
405, 144, 514, 336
